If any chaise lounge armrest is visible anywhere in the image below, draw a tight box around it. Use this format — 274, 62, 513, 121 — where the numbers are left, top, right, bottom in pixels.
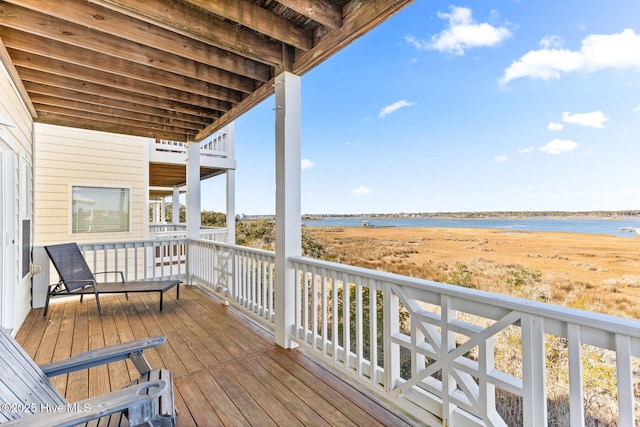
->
4, 379, 170, 427
40, 336, 166, 377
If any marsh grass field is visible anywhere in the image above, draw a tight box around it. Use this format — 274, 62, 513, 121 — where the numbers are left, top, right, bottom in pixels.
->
310, 226, 640, 319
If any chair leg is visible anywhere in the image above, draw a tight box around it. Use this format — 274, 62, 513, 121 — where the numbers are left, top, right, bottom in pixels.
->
176, 284, 180, 299
43, 288, 51, 317
159, 292, 164, 311
93, 286, 102, 314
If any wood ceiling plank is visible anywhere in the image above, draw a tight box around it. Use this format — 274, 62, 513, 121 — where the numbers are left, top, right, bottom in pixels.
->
11, 51, 239, 110
34, 103, 198, 135
36, 111, 194, 141
25, 82, 212, 127
0, 5, 271, 83
293, 0, 413, 75
19, 68, 227, 118
0, 26, 258, 93
2, 0, 283, 67
31, 93, 204, 131
276, 0, 342, 29
5, 35, 247, 102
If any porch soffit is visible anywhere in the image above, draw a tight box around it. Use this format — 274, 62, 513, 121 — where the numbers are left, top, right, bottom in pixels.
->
0, 0, 413, 142
149, 162, 223, 190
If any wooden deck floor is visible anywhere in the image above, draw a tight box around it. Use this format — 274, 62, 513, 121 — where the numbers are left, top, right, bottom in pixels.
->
16, 285, 418, 426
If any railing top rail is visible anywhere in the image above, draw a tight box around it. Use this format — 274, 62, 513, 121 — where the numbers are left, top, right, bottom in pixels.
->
189, 239, 276, 257
77, 238, 188, 249
290, 255, 640, 338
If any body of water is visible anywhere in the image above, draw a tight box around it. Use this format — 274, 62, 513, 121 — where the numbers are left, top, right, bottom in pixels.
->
303, 217, 640, 238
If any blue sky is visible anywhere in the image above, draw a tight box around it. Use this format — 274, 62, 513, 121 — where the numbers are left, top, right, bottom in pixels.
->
202, 1, 640, 215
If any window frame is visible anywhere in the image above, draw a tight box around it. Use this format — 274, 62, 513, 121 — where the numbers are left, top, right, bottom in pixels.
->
70, 185, 133, 234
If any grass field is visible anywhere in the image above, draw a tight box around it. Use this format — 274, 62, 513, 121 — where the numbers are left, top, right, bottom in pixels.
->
309, 226, 640, 319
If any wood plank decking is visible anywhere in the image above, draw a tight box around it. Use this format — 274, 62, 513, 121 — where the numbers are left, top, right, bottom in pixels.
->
16, 285, 418, 426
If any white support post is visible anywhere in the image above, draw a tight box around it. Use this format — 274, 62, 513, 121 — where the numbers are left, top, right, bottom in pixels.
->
186, 141, 201, 240
521, 314, 548, 427
274, 71, 301, 349
226, 122, 236, 244
172, 186, 180, 224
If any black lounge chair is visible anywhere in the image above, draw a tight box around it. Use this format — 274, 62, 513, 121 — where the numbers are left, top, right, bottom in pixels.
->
0, 328, 175, 426
44, 242, 180, 316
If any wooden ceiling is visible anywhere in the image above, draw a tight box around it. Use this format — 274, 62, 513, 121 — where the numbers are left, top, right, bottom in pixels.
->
0, 0, 413, 142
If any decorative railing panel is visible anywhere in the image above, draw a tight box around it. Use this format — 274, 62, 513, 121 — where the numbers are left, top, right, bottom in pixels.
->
188, 240, 276, 324
290, 256, 640, 426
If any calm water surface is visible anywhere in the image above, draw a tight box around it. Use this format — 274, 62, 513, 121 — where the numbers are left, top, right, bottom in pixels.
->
303, 217, 640, 238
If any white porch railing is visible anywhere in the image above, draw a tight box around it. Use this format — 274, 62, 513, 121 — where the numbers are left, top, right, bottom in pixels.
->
153, 127, 232, 161
149, 224, 228, 242
289, 256, 640, 426
189, 239, 276, 324
77, 239, 188, 282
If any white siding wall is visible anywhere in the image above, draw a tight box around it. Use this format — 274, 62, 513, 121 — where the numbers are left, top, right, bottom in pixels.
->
0, 59, 34, 332
34, 124, 151, 246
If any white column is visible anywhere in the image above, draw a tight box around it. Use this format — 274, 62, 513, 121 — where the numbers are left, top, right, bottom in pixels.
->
274, 71, 301, 349
172, 186, 180, 224
186, 141, 201, 240
226, 122, 236, 244
226, 170, 236, 244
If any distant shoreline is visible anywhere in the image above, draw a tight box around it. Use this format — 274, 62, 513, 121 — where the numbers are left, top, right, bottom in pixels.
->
301, 210, 640, 221
241, 210, 640, 221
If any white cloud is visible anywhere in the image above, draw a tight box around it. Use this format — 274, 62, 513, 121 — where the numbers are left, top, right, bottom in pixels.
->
500, 29, 640, 85
406, 6, 511, 56
547, 122, 565, 131
562, 110, 609, 128
540, 139, 579, 154
351, 185, 372, 196
518, 146, 535, 153
539, 35, 564, 49
378, 100, 415, 118
301, 158, 314, 171
633, 105, 640, 112
494, 155, 507, 163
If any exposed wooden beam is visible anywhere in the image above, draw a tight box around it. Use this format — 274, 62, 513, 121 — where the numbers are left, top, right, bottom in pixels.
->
25, 82, 212, 126
196, 77, 275, 140
5, 37, 246, 103
180, 0, 312, 49
2, 0, 282, 67
19, 68, 227, 118
91, 0, 313, 51
197, 0, 416, 140
0, 36, 36, 118
0, 26, 258, 93
36, 111, 194, 141
31, 93, 204, 131
276, 0, 342, 29
293, 0, 413, 75
11, 51, 239, 110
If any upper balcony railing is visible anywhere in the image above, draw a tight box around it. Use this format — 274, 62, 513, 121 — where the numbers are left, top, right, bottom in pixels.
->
37, 237, 640, 426
149, 224, 227, 242
150, 126, 235, 169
